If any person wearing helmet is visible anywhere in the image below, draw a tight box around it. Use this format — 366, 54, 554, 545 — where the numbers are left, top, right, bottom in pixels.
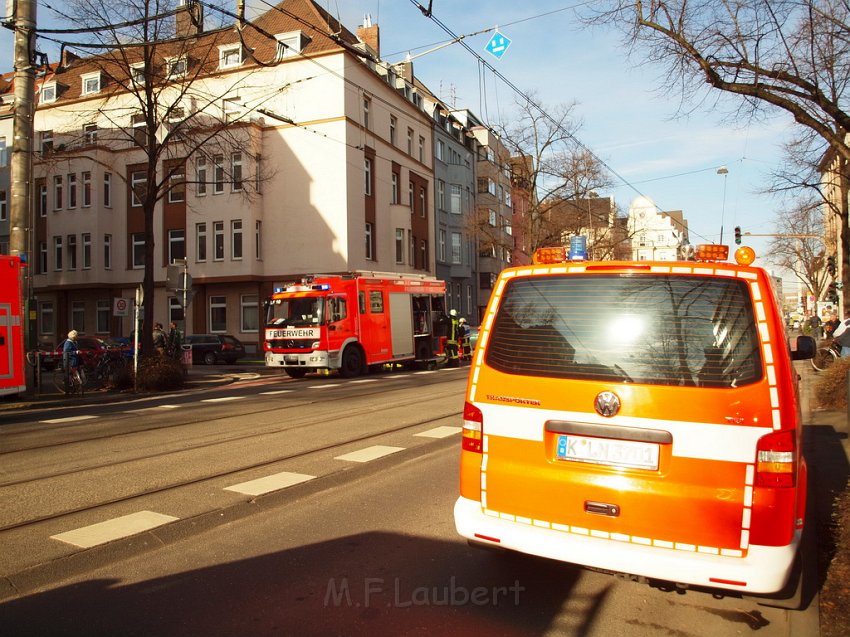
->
458, 317, 471, 362
446, 310, 460, 367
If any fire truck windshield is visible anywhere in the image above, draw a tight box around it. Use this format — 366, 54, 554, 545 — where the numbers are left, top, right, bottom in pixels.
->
266, 297, 325, 327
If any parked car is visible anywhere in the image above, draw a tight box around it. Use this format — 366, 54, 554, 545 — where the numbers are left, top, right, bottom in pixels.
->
184, 334, 246, 365
103, 336, 135, 361
32, 342, 58, 371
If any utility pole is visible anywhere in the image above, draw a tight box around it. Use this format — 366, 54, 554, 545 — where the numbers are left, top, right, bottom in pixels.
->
8, 0, 37, 386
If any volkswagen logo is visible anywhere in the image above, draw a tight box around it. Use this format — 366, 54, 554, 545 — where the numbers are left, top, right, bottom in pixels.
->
594, 391, 621, 417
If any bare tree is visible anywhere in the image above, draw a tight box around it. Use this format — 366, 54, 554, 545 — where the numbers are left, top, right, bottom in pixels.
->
486, 94, 621, 260
766, 197, 828, 301
587, 0, 850, 304
44, 0, 276, 353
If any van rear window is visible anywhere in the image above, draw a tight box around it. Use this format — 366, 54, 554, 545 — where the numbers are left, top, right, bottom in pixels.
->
486, 274, 763, 387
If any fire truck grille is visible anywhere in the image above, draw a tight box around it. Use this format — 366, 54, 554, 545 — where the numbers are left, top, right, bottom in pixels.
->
269, 339, 313, 350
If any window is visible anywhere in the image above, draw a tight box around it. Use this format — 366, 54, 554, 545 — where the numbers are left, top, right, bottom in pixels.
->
82, 233, 91, 269
391, 172, 398, 204
407, 128, 413, 155
438, 180, 445, 210
41, 83, 57, 103
131, 233, 145, 268
67, 234, 77, 270
231, 152, 243, 191
169, 297, 183, 324
436, 140, 444, 161
241, 295, 259, 332
390, 116, 397, 145
363, 96, 371, 129
223, 97, 242, 123
488, 209, 497, 227
0, 190, 5, 221
81, 172, 92, 207
420, 240, 428, 270
255, 220, 262, 260
369, 291, 384, 313
40, 302, 54, 336
169, 229, 186, 263
169, 165, 186, 203
209, 296, 227, 332
67, 174, 77, 209
38, 183, 47, 217
395, 229, 404, 264
82, 73, 100, 95
219, 45, 242, 68
451, 232, 462, 264
365, 222, 373, 260
53, 175, 63, 210
213, 154, 225, 194
419, 187, 426, 218
419, 136, 425, 162
83, 123, 97, 144
103, 172, 112, 207
40, 130, 53, 154
130, 64, 145, 85
167, 56, 187, 78
0, 136, 6, 167
104, 234, 112, 269
53, 236, 62, 270
275, 32, 307, 59
408, 230, 414, 266
132, 113, 146, 146
38, 241, 47, 273
231, 220, 243, 259
130, 170, 145, 207
213, 221, 224, 260
364, 158, 372, 196
196, 223, 207, 261
438, 229, 446, 262
196, 156, 207, 196
408, 181, 414, 208
96, 300, 110, 334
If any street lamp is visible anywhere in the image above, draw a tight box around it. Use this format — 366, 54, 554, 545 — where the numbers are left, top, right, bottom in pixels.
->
717, 166, 729, 244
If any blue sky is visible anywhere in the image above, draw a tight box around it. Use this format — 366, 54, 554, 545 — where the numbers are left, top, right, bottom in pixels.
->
0, 1, 799, 280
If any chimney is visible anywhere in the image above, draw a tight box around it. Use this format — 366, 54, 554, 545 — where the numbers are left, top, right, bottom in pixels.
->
176, 0, 204, 37
357, 14, 380, 57
61, 49, 80, 69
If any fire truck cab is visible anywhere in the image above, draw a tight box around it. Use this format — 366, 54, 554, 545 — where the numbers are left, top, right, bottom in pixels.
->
264, 272, 448, 378
0, 255, 26, 397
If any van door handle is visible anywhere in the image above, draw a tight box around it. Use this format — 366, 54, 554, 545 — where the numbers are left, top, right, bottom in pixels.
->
585, 501, 620, 517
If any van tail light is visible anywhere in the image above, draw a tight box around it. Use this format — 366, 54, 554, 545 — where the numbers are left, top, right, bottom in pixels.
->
462, 401, 483, 453
755, 430, 796, 487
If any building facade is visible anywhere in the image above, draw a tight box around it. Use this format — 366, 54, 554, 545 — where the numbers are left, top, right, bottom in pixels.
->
627, 196, 689, 261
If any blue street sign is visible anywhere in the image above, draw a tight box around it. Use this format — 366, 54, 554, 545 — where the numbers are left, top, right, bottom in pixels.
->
485, 31, 511, 59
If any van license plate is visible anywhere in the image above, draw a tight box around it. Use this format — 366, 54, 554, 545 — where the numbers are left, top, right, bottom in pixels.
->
556, 435, 659, 470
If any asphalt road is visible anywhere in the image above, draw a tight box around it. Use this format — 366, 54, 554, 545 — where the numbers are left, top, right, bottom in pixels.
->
0, 364, 827, 636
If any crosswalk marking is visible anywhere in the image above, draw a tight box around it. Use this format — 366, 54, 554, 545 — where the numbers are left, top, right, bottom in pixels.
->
201, 396, 245, 403
307, 384, 341, 389
50, 511, 179, 549
40, 415, 98, 424
415, 426, 462, 439
135, 404, 180, 411
224, 471, 316, 496
335, 445, 405, 463
350, 378, 377, 384
259, 389, 293, 395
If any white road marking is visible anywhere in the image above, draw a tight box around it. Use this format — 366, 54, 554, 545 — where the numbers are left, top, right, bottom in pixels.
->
50, 511, 179, 549
384, 375, 406, 379
201, 396, 245, 403
224, 471, 316, 496
259, 389, 293, 395
335, 445, 405, 463
135, 404, 180, 412
40, 415, 98, 424
350, 379, 378, 384
307, 384, 341, 389
413, 370, 437, 375
415, 426, 462, 439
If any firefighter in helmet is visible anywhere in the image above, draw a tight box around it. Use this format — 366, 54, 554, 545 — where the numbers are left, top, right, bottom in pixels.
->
446, 309, 460, 367
458, 317, 471, 362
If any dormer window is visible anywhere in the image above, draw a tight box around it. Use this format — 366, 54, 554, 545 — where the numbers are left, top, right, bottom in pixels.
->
219, 45, 242, 69
81, 72, 101, 95
40, 83, 57, 104
130, 64, 146, 85
275, 31, 310, 60
167, 56, 187, 79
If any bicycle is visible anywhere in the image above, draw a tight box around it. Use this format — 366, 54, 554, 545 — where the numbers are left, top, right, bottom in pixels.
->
811, 339, 841, 372
85, 348, 129, 390
53, 363, 87, 396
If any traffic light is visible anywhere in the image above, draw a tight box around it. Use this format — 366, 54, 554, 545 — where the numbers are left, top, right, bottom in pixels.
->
827, 282, 839, 304
827, 255, 837, 277
734, 226, 741, 245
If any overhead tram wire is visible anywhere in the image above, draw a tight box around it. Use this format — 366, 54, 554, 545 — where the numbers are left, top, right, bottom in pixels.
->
407, 0, 703, 241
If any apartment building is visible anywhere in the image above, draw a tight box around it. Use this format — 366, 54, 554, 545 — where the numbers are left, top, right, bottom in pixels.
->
627, 196, 689, 261
1, 0, 437, 352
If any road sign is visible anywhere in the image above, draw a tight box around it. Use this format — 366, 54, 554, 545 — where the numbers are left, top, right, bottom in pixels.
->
485, 30, 511, 60
113, 297, 130, 317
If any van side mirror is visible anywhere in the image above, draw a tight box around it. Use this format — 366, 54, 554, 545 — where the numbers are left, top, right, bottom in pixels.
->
791, 335, 816, 361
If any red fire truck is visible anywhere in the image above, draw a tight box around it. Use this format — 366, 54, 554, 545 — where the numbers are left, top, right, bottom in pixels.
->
0, 255, 26, 397
264, 272, 448, 378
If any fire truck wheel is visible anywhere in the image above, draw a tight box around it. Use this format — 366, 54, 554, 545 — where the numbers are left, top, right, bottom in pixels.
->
340, 346, 364, 378
285, 368, 308, 379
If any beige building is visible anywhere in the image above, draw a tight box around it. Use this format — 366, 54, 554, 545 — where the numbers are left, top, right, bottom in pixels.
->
1, 0, 437, 353
627, 196, 689, 261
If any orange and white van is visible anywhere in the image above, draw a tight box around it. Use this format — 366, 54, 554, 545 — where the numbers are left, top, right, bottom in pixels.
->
454, 243, 816, 601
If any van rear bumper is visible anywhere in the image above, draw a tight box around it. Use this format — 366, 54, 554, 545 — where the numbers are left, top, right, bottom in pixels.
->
454, 496, 798, 594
